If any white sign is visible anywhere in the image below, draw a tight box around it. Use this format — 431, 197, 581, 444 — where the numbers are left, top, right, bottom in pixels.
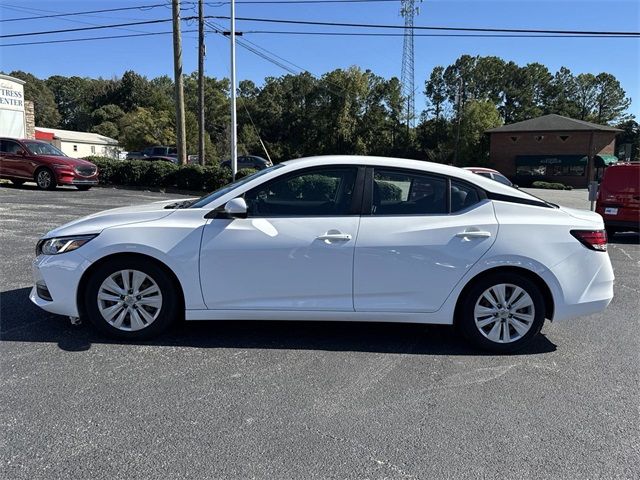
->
0, 74, 26, 138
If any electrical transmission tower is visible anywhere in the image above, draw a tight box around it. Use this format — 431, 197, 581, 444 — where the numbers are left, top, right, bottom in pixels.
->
400, 0, 421, 129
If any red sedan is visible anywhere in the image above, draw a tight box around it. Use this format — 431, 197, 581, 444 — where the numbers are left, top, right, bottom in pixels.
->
0, 138, 99, 190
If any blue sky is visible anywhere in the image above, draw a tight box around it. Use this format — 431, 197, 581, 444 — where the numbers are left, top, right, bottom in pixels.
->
1, 0, 639, 119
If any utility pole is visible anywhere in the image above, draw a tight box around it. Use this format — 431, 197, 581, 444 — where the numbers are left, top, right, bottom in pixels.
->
198, 0, 206, 166
230, 0, 238, 180
172, 0, 187, 165
453, 77, 463, 166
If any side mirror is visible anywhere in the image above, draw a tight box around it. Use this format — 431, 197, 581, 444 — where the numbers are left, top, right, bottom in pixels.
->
205, 197, 248, 219
513, 184, 519, 189
224, 197, 248, 218
17, 149, 26, 156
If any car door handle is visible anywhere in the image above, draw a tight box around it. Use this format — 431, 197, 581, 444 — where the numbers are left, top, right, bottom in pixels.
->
317, 232, 352, 242
455, 230, 492, 239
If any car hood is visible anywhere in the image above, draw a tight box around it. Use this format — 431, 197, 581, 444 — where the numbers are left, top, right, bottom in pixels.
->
42, 199, 192, 238
36, 155, 97, 167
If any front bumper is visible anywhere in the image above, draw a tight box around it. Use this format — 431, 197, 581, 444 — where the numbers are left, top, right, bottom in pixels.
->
30, 250, 92, 317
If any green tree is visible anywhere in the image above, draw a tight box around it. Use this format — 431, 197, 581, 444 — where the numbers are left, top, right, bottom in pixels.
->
118, 107, 175, 151
458, 100, 502, 164
593, 73, 631, 124
9, 70, 61, 127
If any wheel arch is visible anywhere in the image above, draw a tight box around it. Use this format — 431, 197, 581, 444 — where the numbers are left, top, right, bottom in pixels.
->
453, 266, 555, 324
76, 252, 186, 320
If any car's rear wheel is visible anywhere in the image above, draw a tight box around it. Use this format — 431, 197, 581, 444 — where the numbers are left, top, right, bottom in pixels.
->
458, 272, 545, 352
76, 185, 92, 191
35, 168, 56, 190
10, 179, 26, 186
84, 258, 178, 339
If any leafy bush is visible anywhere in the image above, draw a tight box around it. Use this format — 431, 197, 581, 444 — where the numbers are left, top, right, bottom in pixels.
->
175, 164, 204, 190
376, 180, 403, 201
236, 168, 258, 180
142, 161, 179, 188
203, 165, 232, 191
532, 181, 569, 190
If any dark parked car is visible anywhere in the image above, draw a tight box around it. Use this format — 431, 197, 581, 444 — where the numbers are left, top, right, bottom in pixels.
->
126, 151, 146, 160
596, 162, 640, 236
221, 155, 272, 170
143, 146, 177, 157
0, 138, 98, 190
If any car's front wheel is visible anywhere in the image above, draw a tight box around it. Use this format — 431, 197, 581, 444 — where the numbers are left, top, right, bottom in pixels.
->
458, 272, 545, 352
84, 257, 179, 339
35, 167, 56, 190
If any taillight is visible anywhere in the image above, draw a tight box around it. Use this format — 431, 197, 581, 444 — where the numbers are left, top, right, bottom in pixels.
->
570, 230, 607, 252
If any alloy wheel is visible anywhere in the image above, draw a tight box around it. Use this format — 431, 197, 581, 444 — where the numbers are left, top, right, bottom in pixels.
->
37, 170, 52, 189
473, 283, 535, 343
97, 269, 163, 332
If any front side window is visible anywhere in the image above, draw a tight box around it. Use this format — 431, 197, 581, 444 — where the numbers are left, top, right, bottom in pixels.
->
372, 169, 447, 215
23, 141, 66, 156
245, 167, 358, 216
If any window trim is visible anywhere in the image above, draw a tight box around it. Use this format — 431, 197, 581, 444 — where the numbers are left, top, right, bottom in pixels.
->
362, 166, 485, 217
241, 165, 366, 218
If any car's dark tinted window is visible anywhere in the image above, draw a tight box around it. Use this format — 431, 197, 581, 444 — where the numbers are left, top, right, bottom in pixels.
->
451, 180, 481, 212
493, 173, 512, 186
245, 167, 358, 216
477, 172, 493, 178
372, 169, 447, 215
0, 140, 22, 154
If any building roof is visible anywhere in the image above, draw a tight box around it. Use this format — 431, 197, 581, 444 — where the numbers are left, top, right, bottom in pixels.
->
35, 127, 118, 145
486, 114, 622, 134
0, 73, 25, 85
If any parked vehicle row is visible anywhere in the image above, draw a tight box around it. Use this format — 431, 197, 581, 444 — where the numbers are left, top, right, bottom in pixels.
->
30, 155, 614, 352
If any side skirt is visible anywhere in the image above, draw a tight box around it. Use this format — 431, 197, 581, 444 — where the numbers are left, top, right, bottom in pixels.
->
185, 309, 453, 324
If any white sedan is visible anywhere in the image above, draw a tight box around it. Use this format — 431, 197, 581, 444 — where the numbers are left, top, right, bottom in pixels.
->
31, 156, 614, 352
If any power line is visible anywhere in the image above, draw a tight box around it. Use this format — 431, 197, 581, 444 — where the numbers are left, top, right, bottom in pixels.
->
0, 18, 175, 39
211, 15, 640, 36
0, 29, 202, 48
243, 30, 637, 38
0, 0, 398, 23
0, 3, 173, 22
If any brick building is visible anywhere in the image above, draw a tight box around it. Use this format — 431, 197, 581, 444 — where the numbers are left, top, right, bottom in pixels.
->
486, 114, 621, 188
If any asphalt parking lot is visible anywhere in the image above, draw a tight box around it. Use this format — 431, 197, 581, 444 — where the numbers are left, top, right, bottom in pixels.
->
1, 182, 639, 479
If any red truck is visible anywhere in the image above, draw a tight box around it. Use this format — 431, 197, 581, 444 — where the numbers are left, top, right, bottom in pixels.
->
0, 137, 98, 190
596, 162, 640, 236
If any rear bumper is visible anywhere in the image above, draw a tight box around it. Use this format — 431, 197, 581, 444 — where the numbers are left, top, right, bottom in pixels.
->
604, 220, 640, 231
545, 248, 615, 322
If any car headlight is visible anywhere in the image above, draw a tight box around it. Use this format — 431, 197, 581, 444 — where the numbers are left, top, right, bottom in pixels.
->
36, 234, 97, 256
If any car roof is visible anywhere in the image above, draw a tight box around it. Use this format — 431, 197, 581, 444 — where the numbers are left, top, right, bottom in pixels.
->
463, 166, 500, 173
280, 155, 533, 200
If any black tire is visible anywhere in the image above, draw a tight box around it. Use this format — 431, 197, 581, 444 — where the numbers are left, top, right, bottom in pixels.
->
34, 167, 56, 190
10, 179, 25, 186
76, 185, 92, 191
458, 272, 545, 353
605, 226, 617, 239
83, 257, 179, 339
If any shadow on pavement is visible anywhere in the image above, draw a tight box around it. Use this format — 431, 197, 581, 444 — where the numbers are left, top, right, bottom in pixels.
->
609, 232, 639, 245
1, 287, 557, 355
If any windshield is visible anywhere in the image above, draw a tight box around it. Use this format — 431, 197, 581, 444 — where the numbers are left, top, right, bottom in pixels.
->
190, 164, 285, 209
23, 141, 66, 157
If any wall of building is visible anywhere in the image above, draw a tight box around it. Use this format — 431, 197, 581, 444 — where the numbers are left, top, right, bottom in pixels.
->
58, 141, 119, 159
24, 101, 35, 139
489, 130, 618, 187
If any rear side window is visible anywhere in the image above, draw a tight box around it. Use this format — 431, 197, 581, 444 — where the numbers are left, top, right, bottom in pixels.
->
493, 173, 512, 186
372, 169, 447, 215
451, 180, 481, 212
0, 140, 22, 154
